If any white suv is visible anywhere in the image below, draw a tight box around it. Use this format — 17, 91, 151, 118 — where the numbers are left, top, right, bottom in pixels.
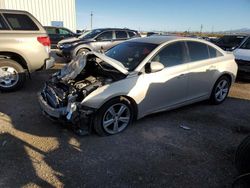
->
233, 36, 250, 76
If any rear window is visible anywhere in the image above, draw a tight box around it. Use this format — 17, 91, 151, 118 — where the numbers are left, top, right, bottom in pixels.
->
0, 15, 9, 30
59, 28, 71, 35
187, 41, 209, 62
3, 13, 39, 31
115, 31, 128, 39
208, 46, 223, 58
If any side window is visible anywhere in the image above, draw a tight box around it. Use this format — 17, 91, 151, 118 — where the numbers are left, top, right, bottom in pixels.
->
59, 28, 71, 35
240, 38, 250, 50
96, 31, 113, 41
115, 31, 128, 39
208, 46, 223, 58
128, 31, 136, 38
152, 42, 186, 67
3, 13, 39, 31
187, 41, 209, 62
46, 28, 57, 34
0, 15, 9, 30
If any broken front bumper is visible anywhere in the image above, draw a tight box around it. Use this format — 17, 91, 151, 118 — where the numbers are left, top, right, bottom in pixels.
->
38, 91, 94, 126
38, 93, 67, 119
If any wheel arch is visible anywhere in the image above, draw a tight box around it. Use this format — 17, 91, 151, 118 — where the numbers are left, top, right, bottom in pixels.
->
217, 72, 234, 85
0, 52, 29, 71
97, 95, 138, 121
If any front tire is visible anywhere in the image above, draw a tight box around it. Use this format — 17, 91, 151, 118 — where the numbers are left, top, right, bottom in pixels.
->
94, 97, 134, 136
210, 76, 231, 104
76, 48, 90, 56
0, 59, 26, 92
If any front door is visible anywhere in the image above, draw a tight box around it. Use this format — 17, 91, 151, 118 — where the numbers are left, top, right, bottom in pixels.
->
138, 41, 189, 115
92, 31, 114, 52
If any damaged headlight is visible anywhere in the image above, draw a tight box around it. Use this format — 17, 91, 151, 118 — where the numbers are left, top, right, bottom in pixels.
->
66, 102, 77, 120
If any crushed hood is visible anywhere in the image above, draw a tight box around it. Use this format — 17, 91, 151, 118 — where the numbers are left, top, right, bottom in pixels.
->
92, 51, 128, 75
57, 51, 129, 82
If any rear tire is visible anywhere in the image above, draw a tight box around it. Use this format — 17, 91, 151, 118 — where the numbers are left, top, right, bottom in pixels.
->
210, 76, 231, 104
0, 59, 26, 92
94, 97, 134, 136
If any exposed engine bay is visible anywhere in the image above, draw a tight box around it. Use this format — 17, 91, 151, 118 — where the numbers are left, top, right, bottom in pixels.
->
39, 52, 126, 135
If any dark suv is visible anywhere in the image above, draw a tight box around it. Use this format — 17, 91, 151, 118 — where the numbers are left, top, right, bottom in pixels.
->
56, 28, 140, 60
44, 26, 80, 49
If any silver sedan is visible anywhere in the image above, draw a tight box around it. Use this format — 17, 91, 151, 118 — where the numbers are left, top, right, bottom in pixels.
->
38, 36, 238, 136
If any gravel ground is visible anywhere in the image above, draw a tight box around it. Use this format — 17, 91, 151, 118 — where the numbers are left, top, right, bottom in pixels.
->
0, 67, 250, 188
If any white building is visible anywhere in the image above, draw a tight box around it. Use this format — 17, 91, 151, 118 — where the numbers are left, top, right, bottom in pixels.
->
0, 0, 76, 31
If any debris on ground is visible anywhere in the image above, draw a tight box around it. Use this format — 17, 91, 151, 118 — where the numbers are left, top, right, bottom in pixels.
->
180, 125, 191, 130
2, 140, 7, 147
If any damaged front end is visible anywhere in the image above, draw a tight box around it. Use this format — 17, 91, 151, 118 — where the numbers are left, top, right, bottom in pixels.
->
38, 52, 127, 135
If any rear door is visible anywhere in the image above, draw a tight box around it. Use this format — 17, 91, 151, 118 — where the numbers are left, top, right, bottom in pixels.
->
186, 41, 223, 100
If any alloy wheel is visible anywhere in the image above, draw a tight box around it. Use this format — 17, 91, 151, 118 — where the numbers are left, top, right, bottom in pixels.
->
215, 79, 229, 102
0, 66, 19, 88
102, 103, 131, 134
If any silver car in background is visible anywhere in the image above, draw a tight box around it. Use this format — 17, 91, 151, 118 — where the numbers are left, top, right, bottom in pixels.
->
38, 36, 237, 136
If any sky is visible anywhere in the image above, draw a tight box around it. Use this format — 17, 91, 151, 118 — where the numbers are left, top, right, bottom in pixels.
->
76, 0, 250, 32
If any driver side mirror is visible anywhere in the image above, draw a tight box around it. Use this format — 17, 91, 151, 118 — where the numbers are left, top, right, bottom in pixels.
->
146, 61, 164, 73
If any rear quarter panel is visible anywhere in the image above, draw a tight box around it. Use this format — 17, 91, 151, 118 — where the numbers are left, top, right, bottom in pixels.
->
0, 33, 49, 71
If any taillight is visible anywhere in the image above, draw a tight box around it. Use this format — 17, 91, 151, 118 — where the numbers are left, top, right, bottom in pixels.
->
37, 36, 51, 46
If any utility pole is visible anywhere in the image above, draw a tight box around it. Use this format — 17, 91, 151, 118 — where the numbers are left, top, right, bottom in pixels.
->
200, 24, 203, 34
90, 11, 93, 30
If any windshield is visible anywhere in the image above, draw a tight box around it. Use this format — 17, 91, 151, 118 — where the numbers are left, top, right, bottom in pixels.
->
105, 42, 158, 71
217, 36, 246, 48
79, 29, 103, 39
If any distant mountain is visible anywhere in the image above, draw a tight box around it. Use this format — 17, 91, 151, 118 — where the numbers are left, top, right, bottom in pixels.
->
223, 28, 250, 34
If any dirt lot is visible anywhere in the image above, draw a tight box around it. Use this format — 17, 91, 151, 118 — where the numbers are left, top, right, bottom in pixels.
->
1, 66, 250, 188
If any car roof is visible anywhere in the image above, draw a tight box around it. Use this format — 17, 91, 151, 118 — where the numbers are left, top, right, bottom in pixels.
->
128, 35, 184, 44
44, 26, 67, 29
0, 9, 30, 14
93, 28, 138, 32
